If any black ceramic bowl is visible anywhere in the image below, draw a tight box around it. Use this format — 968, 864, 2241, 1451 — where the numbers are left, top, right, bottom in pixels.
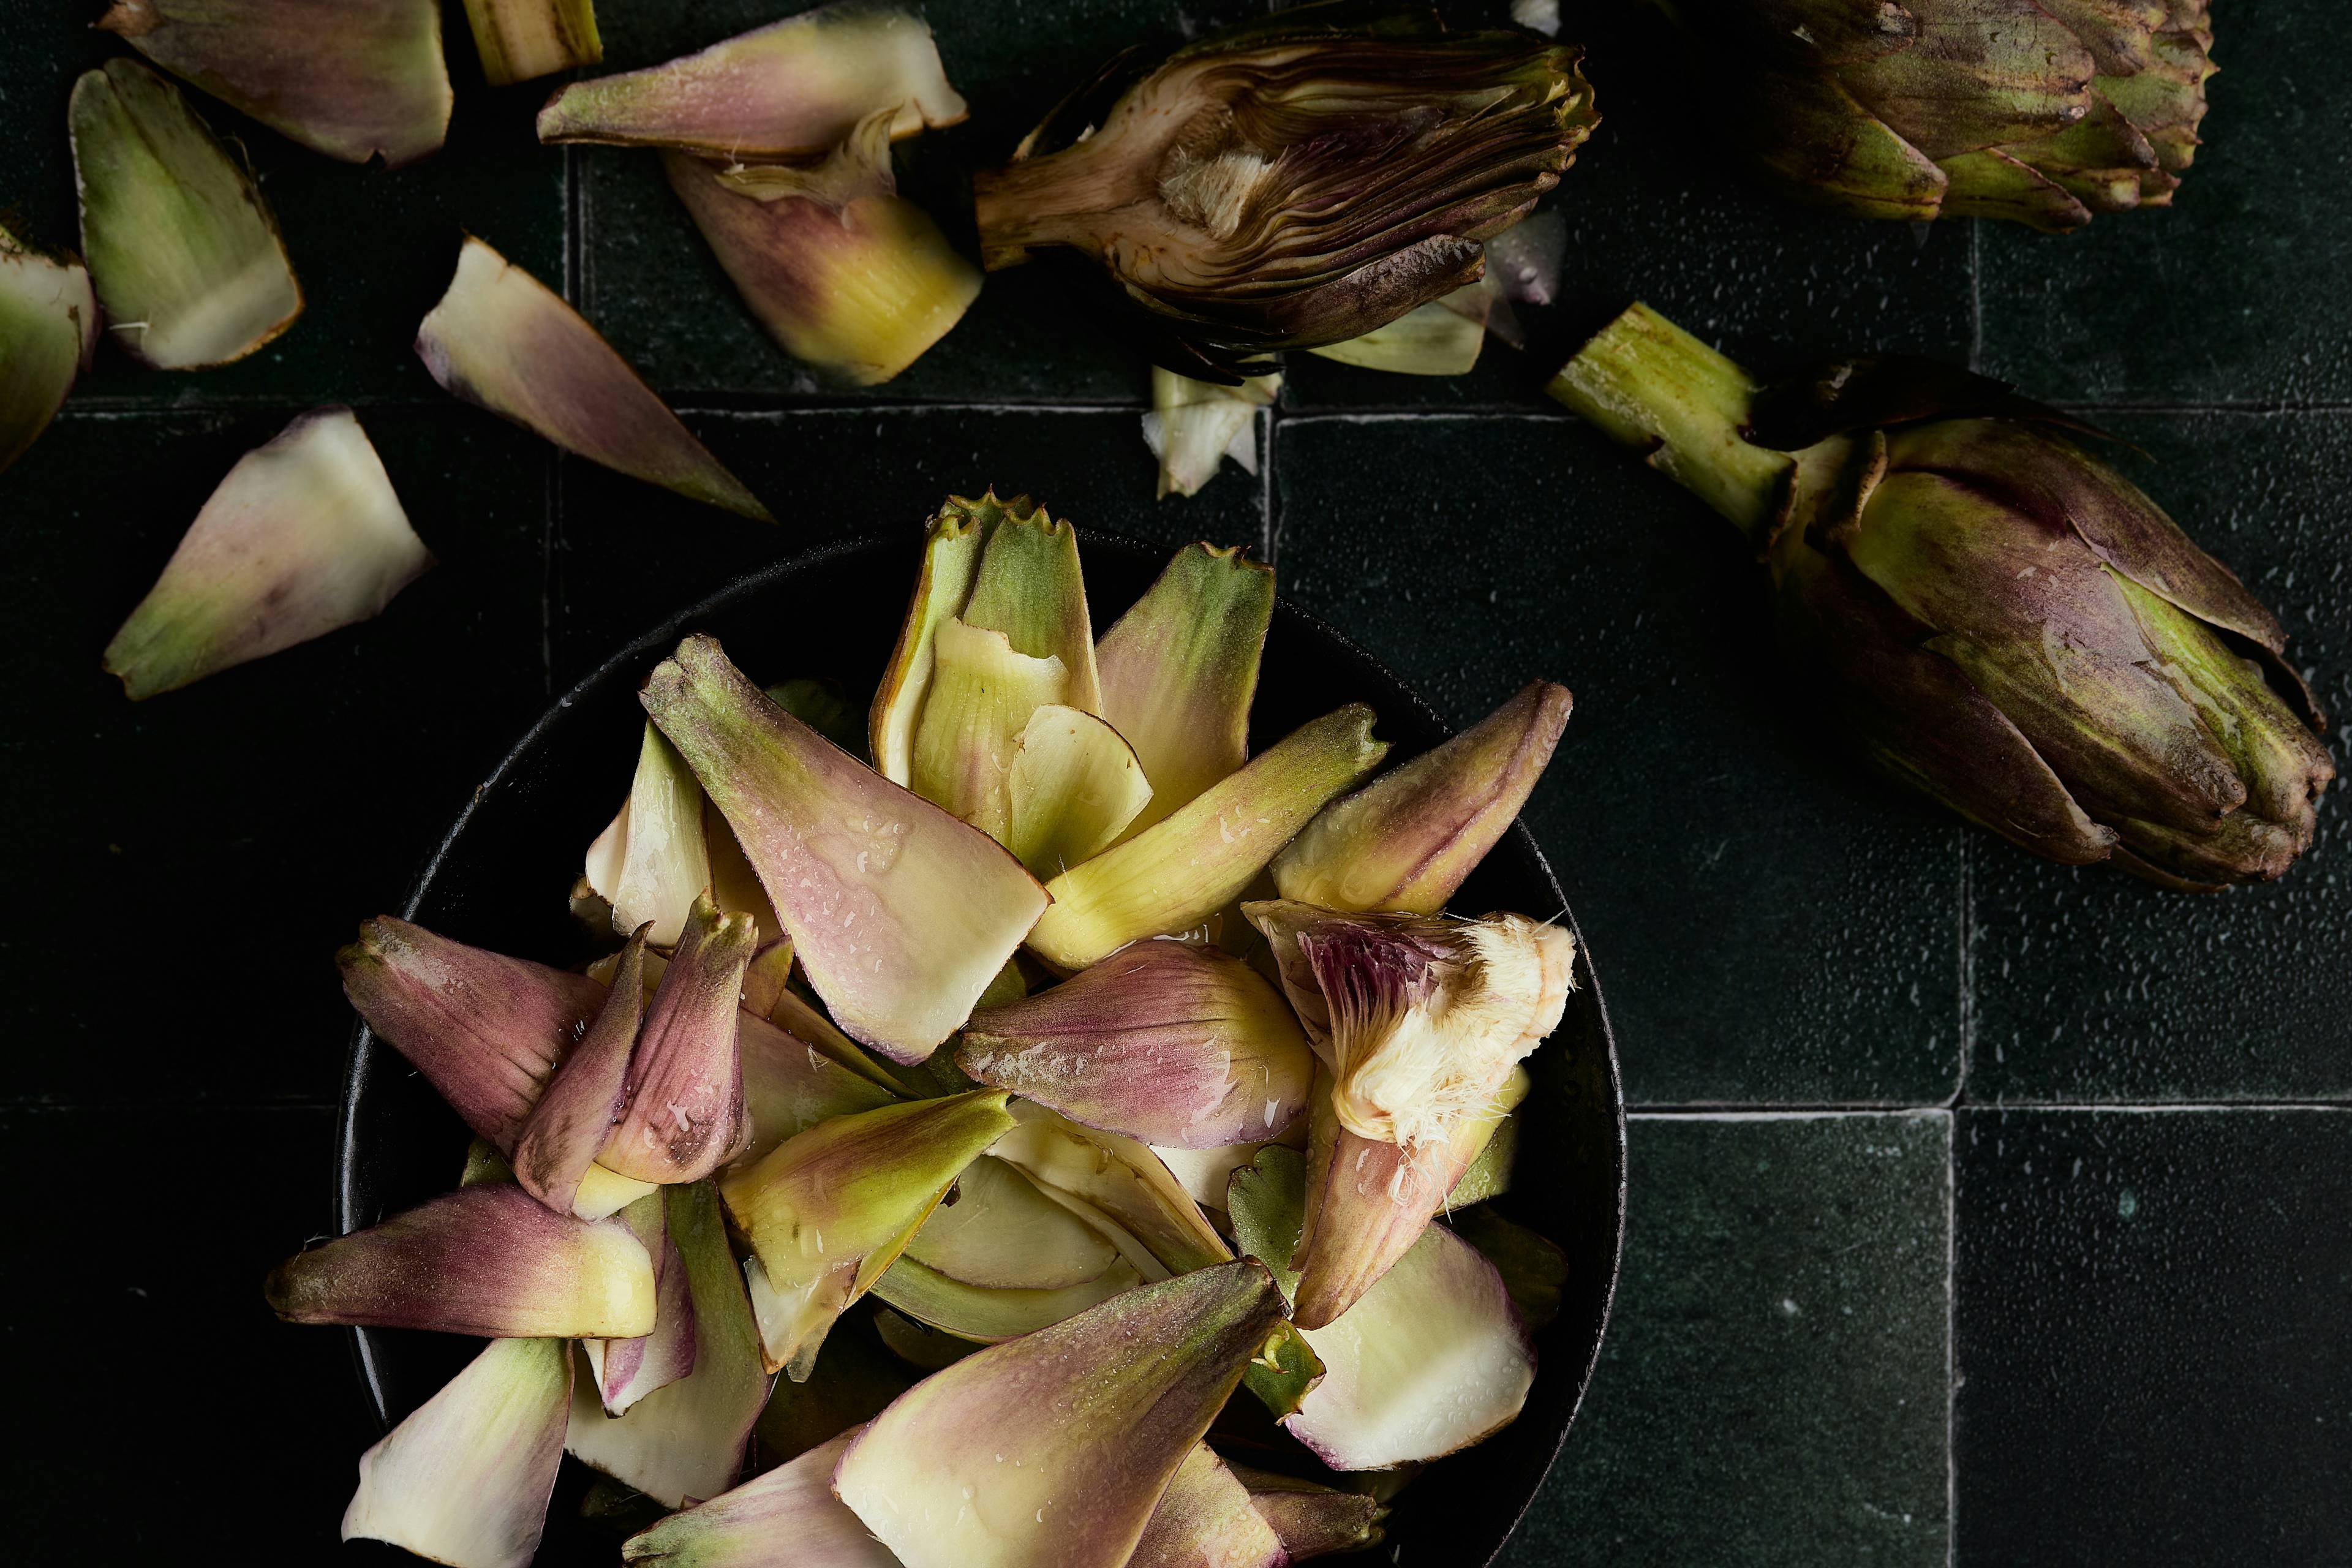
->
337, 530, 1626, 1565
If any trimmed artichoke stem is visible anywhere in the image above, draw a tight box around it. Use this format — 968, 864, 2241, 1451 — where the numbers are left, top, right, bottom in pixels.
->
970, 154, 1139, 270
1547, 303, 1794, 543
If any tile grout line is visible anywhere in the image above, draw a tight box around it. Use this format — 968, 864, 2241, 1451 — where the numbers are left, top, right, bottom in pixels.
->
1945, 1107, 1959, 1568
51, 398, 2352, 420
1968, 217, 1983, 374
1954, 831, 1975, 1106
1261, 400, 1280, 566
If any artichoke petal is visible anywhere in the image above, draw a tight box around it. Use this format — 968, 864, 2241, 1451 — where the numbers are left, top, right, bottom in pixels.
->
1838, 1, 2095, 162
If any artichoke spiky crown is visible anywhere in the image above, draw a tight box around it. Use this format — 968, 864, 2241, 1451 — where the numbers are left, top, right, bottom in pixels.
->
1658, 0, 2215, 230
972, 1, 1596, 380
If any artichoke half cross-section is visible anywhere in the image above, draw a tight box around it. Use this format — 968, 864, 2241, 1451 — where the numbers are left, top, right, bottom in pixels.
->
973, 1, 1596, 380
1553, 306, 2333, 892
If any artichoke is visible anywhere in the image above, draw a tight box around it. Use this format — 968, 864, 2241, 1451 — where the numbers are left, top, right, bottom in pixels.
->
971, 0, 1596, 380
1552, 304, 2333, 891
1652, 0, 2215, 230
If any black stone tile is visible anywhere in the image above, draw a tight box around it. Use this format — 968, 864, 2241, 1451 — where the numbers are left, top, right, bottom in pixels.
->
549, 404, 1267, 685
578, 0, 1264, 403
5, 1104, 374, 1556
1967, 410, 2352, 1104
1281, 0, 1977, 412
1976, 5, 2352, 405
1, 405, 551, 1104
1954, 1108, 2352, 1567
1273, 413, 1964, 1106
2, 2, 565, 408
1506, 1112, 1951, 1567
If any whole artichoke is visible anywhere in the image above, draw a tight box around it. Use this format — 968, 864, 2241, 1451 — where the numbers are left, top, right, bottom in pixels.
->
1653, 0, 2215, 230
1553, 305, 2333, 890
971, 1, 1596, 380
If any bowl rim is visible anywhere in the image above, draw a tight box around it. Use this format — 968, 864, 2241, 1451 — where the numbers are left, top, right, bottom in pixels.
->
334, 526, 1627, 1561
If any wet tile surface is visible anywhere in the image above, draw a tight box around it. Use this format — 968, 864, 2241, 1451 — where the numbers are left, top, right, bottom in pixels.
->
4, 0, 2350, 1562
1507, 1114, 1951, 1568
1976, 2, 2352, 406
1954, 1109, 2352, 1567
3, 1104, 372, 1556
1273, 413, 1966, 1106
1967, 410, 2352, 1104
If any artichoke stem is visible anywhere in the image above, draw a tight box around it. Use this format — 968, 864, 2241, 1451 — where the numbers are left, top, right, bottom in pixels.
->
1548, 302, 1794, 541
970, 151, 1134, 271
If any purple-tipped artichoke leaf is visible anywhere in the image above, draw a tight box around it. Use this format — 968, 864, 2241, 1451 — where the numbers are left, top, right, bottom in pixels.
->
959, 939, 1313, 1147
1028, 706, 1387, 970
642, 634, 1049, 1064
339, 918, 605, 1153
834, 1259, 1289, 1568
342, 1337, 571, 1568
267, 1185, 656, 1338
100, 0, 450, 165
1129, 1445, 1286, 1568
567, 1180, 772, 1508
1746, 354, 2117, 453
1275, 680, 1572, 915
587, 1191, 701, 1415
601, 893, 755, 1184
1228, 1463, 1388, 1561
104, 407, 428, 698
0, 227, 97, 475
420, 238, 769, 522
538, 1, 965, 155
514, 930, 647, 1213
621, 1430, 898, 1566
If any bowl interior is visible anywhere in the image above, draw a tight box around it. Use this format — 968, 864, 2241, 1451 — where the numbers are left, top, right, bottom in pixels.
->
338, 529, 1626, 1566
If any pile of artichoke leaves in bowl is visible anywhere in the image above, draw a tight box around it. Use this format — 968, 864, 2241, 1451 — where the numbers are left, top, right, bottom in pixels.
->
288, 502, 1611, 1568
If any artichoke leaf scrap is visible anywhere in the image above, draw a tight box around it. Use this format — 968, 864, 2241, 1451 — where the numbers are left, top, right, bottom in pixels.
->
419, 238, 769, 522
0, 227, 98, 477
104, 409, 431, 699
99, 0, 451, 165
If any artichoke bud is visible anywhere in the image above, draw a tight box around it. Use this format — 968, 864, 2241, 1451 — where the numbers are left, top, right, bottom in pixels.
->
1654, 0, 2215, 229
972, 2, 1597, 379
1551, 303, 2334, 889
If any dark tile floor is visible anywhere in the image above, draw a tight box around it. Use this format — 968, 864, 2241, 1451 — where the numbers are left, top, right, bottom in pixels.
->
3, 0, 2346, 1564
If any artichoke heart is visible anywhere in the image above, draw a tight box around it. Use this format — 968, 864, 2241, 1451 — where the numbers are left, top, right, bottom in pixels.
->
972, 2, 1597, 379
1244, 902, 1575, 1154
